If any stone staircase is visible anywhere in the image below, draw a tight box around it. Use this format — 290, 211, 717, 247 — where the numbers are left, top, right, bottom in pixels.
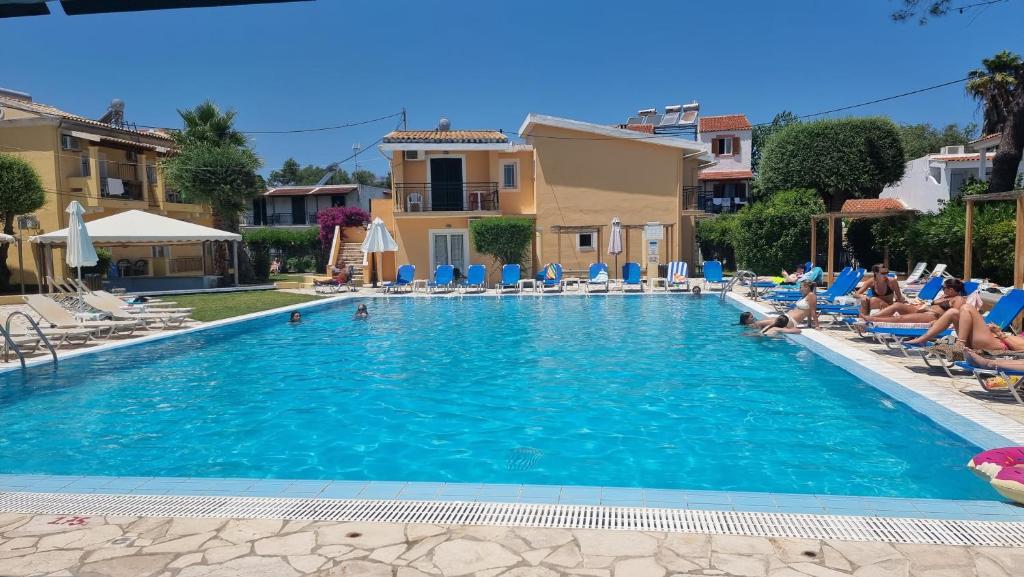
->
338, 242, 366, 285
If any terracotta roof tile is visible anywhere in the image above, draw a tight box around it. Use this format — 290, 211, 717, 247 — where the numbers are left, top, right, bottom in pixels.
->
698, 114, 752, 133
383, 130, 508, 144
0, 93, 174, 142
931, 152, 994, 162
841, 198, 910, 214
698, 169, 753, 181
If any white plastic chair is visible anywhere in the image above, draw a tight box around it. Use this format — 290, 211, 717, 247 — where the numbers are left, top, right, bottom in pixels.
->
406, 192, 423, 212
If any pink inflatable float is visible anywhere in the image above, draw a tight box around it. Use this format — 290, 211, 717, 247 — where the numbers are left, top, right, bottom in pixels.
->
968, 447, 1024, 504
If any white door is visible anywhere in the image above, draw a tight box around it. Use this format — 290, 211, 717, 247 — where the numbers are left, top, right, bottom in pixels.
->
430, 230, 468, 275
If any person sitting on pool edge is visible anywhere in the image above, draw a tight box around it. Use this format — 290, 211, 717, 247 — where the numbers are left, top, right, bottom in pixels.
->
354, 304, 369, 319
289, 310, 302, 323
738, 281, 819, 331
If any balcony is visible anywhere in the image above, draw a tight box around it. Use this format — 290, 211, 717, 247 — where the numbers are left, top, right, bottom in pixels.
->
682, 186, 748, 214
394, 182, 499, 214
99, 162, 145, 201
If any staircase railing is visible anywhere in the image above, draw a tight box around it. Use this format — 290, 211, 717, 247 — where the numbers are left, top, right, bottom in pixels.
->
3, 312, 58, 368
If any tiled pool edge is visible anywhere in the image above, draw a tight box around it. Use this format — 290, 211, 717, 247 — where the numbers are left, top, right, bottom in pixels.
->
2, 290, 1023, 531
725, 292, 1024, 448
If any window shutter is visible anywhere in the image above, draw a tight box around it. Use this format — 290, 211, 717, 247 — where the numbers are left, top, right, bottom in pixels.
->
733, 137, 740, 156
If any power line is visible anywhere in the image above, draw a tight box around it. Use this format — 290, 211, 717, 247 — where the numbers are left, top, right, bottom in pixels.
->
134, 111, 403, 135
954, 0, 1009, 13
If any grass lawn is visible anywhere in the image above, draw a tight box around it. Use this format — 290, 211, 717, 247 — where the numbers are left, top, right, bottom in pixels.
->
269, 273, 311, 283
171, 290, 325, 322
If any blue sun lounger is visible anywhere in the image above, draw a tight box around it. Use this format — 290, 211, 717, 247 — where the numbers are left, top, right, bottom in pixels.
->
427, 264, 455, 293
824, 276, 947, 328
585, 262, 610, 293
621, 262, 643, 292
495, 264, 521, 292
954, 358, 1024, 405
702, 260, 727, 291
664, 261, 689, 291
767, 267, 854, 302
382, 264, 415, 293
539, 263, 564, 292
458, 264, 487, 293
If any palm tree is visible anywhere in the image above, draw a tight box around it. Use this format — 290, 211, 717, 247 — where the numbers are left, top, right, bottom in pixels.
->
966, 51, 1023, 135
966, 51, 1024, 192
172, 100, 247, 148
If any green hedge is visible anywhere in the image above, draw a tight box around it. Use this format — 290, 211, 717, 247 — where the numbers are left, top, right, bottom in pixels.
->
469, 217, 535, 266
242, 227, 320, 280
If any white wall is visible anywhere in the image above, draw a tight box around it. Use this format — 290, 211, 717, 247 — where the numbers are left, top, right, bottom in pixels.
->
698, 129, 752, 173
881, 157, 948, 213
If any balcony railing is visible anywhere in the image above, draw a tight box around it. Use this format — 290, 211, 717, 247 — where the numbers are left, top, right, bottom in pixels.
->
682, 186, 749, 214
98, 161, 144, 201
394, 182, 499, 213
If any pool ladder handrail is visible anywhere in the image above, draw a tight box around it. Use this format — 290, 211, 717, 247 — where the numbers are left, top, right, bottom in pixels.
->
720, 270, 757, 300
3, 312, 58, 368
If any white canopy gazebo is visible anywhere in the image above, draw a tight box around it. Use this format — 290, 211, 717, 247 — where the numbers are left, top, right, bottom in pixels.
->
31, 210, 243, 288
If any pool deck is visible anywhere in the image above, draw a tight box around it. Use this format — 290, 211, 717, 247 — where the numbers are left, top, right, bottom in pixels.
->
3, 286, 1024, 567
3, 512, 1020, 577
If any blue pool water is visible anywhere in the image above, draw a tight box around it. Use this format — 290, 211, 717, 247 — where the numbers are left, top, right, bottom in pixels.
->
0, 296, 990, 499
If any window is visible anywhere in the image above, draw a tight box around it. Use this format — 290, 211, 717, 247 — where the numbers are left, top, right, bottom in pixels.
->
146, 164, 157, 185
500, 160, 519, 190
80, 153, 90, 177
714, 138, 733, 155
577, 231, 596, 251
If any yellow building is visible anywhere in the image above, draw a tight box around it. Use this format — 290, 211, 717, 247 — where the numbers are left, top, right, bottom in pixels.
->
0, 88, 212, 288
375, 114, 712, 283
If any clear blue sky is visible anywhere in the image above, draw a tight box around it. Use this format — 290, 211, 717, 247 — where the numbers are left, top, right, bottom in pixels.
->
2, 0, 1022, 176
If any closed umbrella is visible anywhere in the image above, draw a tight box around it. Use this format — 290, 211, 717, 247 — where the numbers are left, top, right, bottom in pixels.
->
608, 216, 623, 273
361, 217, 398, 287
65, 201, 98, 305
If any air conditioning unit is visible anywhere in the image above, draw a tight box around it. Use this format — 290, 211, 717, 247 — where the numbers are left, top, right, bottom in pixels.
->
404, 150, 424, 161
61, 134, 80, 150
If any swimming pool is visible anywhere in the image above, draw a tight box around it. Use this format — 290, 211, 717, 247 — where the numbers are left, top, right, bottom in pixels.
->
0, 296, 992, 500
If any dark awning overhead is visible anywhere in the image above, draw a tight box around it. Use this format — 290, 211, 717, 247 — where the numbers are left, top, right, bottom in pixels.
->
0, 0, 310, 18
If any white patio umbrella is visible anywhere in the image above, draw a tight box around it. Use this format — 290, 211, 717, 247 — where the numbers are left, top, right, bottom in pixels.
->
608, 216, 623, 273
65, 201, 98, 305
361, 217, 398, 287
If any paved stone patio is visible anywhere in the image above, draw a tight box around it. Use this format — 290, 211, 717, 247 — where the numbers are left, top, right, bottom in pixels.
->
1, 512, 1022, 577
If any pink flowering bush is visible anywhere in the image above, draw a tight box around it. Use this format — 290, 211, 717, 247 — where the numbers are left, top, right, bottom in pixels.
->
317, 206, 371, 250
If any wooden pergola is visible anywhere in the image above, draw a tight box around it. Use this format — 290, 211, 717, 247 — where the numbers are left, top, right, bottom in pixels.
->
810, 203, 917, 283
963, 189, 1024, 288
549, 223, 676, 265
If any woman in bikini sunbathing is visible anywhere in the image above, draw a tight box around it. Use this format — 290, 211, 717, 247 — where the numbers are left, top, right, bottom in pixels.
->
861, 278, 967, 325
905, 303, 1024, 350
964, 349, 1024, 372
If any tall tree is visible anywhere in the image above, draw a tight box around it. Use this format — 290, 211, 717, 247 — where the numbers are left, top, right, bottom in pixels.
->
751, 111, 799, 173
891, 0, 1012, 24
966, 51, 1024, 192
897, 122, 977, 158
757, 117, 906, 265
268, 158, 352, 186
267, 158, 301, 186
162, 101, 263, 281
0, 154, 46, 290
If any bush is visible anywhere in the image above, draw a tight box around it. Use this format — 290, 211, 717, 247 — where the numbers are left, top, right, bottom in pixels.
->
317, 206, 371, 250
242, 227, 320, 279
846, 216, 910, 270
82, 247, 113, 277
470, 217, 535, 266
731, 189, 826, 275
286, 255, 315, 273
695, 213, 739, 265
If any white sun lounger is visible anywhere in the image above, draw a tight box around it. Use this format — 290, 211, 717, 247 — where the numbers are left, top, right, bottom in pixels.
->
83, 294, 190, 329
24, 295, 141, 337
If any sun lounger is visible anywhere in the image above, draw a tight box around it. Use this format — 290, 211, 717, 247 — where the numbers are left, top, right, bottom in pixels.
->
427, 264, 455, 293
458, 264, 487, 293
24, 295, 141, 337
539, 263, 563, 292
903, 262, 929, 285
621, 262, 643, 292
382, 264, 415, 293
663, 261, 689, 292
954, 358, 1024, 405
82, 294, 190, 329
584, 263, 610, 293
702, 260, 727, 291
496, 264, 521, 292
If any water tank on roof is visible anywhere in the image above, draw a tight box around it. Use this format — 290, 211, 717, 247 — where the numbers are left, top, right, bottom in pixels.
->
438, 117, 451, 131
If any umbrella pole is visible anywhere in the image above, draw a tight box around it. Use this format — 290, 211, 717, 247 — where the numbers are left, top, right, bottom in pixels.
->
375, 252, 381, 288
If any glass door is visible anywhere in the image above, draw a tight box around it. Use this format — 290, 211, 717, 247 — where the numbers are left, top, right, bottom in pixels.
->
430, 230, 468, 276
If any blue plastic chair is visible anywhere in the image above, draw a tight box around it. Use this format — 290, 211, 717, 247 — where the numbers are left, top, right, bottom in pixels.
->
539, 263, 563, 292
621, 262, 643, 292
496, 264, 521, 292
427, 264, 455, 293
382, 264, 415, 293
702, 260, 726, 291
585, 262, 609, 293
459, 264, 486, 293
